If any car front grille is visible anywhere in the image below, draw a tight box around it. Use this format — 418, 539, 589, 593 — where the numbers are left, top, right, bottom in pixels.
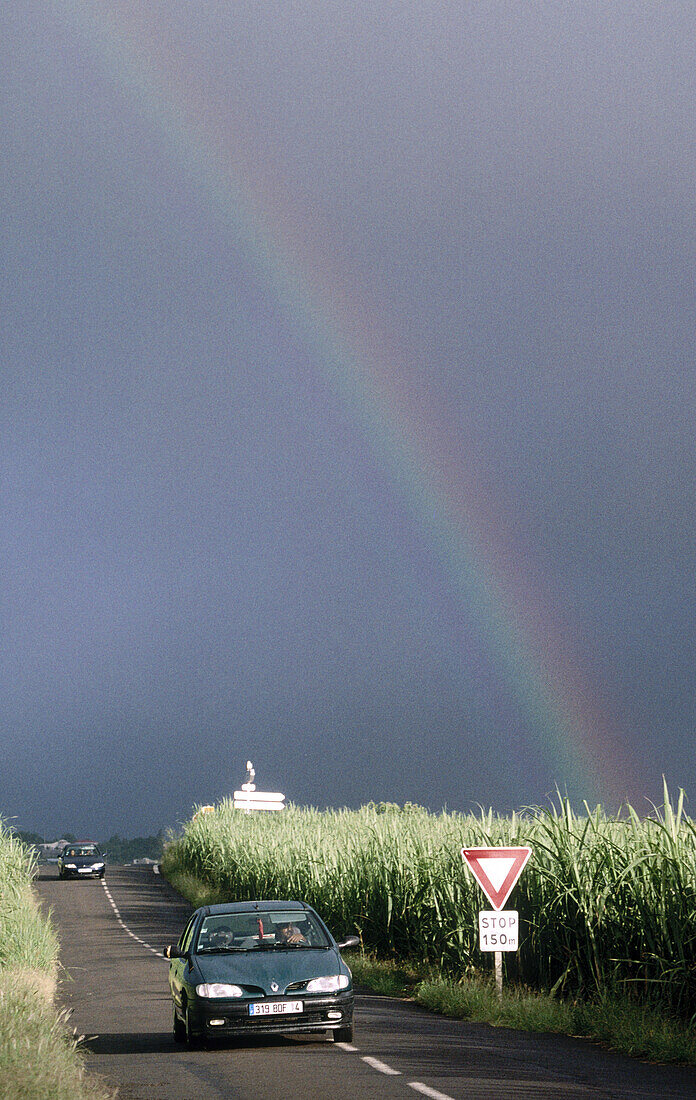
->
226, 1008, 328, 1029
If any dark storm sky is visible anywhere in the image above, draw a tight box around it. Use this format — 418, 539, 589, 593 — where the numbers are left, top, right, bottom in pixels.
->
2, 2, 695, 837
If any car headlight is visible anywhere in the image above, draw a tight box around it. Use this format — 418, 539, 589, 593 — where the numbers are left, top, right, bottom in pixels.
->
305, 974, 350, 993
64, 863, 77, 869
92, 863, 105, 870
196, 983, 244, 998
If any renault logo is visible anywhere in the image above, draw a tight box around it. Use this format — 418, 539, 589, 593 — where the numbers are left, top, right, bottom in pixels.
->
270, 981, 279, 992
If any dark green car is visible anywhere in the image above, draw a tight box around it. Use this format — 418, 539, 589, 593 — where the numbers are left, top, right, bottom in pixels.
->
165, 900, 358, 1046
57, 842, 106, 879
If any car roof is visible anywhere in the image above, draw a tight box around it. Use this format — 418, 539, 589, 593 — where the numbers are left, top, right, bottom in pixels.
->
198, 900, 308, 917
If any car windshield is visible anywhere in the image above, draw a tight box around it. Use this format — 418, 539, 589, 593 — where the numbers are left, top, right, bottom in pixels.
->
195, 910, 331, 952
65, 847, 99, 857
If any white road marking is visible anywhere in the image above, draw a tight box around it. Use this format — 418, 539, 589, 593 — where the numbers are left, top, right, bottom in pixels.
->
361, 1056, 401, 1076
339, 1041, 456, 1098
100, 878, 165, 958
409, 1083, 456, 1100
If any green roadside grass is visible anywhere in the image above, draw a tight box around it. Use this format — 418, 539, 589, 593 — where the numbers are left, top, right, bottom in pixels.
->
0, 823, 114, 1100
0, 982, 114, 1100
164, 865, 696, 1066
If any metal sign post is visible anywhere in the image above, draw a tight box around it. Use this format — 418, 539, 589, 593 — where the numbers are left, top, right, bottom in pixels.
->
478, 910, 520, 998
233, 761, 285, 812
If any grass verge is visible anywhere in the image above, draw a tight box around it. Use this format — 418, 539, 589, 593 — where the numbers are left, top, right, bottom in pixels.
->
0, 823, 114, 1100
163, 867, 226, 910
0, 980, 114, 1100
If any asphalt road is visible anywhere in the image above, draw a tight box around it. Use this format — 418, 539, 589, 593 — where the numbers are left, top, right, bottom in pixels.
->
34, 865, 696, 1100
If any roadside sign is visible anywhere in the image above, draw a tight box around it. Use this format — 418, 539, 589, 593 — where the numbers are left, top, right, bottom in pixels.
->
234, 762, 285, 811
192, 805, 215, 821
461, 846, 531, 910
233, 790, 285, 811
478, 910, 519, 952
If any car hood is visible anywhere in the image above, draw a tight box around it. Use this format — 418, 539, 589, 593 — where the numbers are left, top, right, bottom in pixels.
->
194, 947, 344, 995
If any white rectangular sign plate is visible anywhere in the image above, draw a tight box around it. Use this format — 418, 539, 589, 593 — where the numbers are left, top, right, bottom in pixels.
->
478, 910, 519, 952
234, 798, 285, 811
233, 790, 285, 802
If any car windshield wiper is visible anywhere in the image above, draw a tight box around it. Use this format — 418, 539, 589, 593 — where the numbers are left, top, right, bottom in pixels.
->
196, 945, 248, 954
271, 942, 328, 949
253, 941, 316, 951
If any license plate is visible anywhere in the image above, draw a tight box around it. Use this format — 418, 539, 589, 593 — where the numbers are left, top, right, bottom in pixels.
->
78, 868, 93, 873
248, 1000, 303, 1016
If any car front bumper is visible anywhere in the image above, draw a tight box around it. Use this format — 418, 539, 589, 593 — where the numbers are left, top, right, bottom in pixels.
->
60, 867, 105, 878
188, 989, 354, 1038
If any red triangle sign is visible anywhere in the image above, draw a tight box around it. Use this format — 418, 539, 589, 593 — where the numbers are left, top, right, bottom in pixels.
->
461, 846, 532, 910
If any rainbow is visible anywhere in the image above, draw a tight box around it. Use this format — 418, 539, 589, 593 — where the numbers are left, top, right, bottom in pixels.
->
60, 2, 638, 806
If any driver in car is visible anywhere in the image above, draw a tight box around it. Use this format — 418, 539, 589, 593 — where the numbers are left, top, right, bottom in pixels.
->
276, 921, 307, 945
209, 923, 234, 947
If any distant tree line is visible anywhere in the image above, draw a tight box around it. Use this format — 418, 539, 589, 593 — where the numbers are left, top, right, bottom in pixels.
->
13, 830, 47, 847
100, 833, 165, 863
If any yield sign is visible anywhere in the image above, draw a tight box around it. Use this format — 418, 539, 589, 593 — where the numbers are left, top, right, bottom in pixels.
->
461, 846, 532, 910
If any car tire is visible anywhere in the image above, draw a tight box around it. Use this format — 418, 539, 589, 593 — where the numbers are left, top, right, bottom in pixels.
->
332, 1024, 353, 1043
173, 1007, 186, 1044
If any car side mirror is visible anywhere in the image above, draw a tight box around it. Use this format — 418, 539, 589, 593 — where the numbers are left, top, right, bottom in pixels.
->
164, 945, 186, 959
336, 935, 360, 950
